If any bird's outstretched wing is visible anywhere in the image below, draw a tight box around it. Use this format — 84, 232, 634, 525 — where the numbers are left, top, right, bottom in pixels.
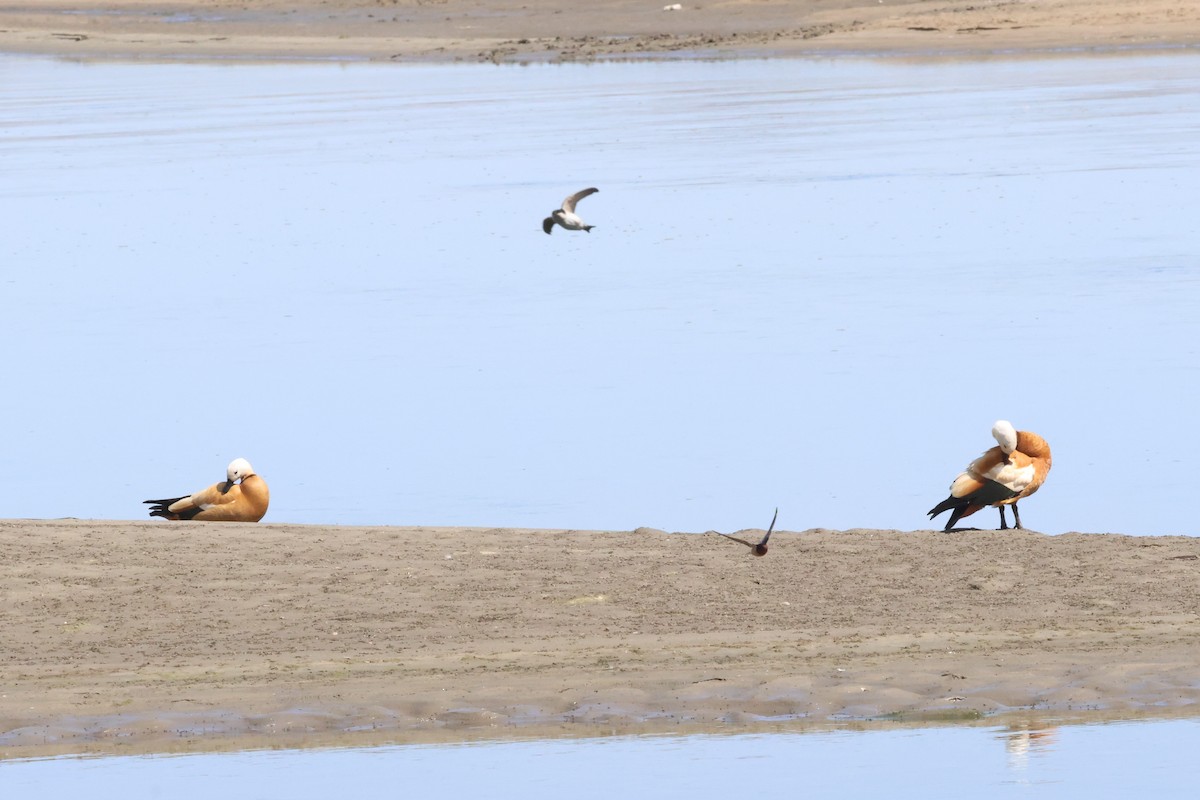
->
717, 532, 757, 548
759, 507, 779, 547
562, 187, 598, 213
542, 216, 556, 234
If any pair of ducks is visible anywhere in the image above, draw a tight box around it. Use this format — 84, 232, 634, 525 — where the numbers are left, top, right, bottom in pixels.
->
145, 440, 1048, 543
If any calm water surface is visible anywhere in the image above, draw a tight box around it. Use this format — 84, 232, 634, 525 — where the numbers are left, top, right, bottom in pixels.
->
1, 54, 1198, 534
4, 719, 1200, 798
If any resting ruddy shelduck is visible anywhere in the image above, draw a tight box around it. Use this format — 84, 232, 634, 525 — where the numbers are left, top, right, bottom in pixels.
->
144, 458, 270, 522
928, 421, 1052, 531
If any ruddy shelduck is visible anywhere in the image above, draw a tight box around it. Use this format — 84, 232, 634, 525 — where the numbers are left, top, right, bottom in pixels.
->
928, 421, 1052, 531
144, 458, 270, 522
543, 187, 598, 234
713, 508, 779, 557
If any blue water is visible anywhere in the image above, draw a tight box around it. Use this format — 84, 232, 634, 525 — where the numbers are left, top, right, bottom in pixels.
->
4, 719, 1199, 798
1, 54, 1198, 535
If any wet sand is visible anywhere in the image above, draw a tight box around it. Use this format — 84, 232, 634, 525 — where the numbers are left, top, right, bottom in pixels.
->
3, 519, 1200, 757
1, 0, 1198, 62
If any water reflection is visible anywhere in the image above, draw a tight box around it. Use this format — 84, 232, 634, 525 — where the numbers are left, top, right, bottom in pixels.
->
3, 719, 1200, 798
2, 54, 1198, 534
999, 723, 1058, 775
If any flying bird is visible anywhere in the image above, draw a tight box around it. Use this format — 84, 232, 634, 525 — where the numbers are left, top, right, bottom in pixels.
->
928, 421, 1052, 531
713, 508, 778, 556
543, 187, 598, 234
144, 457, 270, 522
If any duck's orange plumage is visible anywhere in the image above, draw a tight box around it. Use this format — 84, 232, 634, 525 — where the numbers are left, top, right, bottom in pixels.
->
144, 458, 270, 522
928, 422, 1052, 531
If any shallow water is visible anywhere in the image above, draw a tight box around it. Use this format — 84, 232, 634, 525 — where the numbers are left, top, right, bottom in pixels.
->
4, 719, 1200, 798
1, 54, 1198, 534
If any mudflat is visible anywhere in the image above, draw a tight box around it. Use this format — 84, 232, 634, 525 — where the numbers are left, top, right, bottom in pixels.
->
3, 519, 1200, 757
1, 0, 1198, 62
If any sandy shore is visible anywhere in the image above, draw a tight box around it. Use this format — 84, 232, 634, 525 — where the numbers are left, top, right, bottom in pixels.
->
3, 519, 1200, 757
1, 0, 1198, 63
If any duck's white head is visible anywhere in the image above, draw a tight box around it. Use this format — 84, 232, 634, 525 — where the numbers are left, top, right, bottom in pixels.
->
227, 458, 255, 482
991, 420, 1018, 454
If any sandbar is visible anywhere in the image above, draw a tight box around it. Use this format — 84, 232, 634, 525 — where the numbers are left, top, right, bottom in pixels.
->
3, 519, 1200, 757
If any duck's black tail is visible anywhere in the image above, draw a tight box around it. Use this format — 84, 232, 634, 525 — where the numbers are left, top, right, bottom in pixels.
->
143, 496, 199, 520
928, 494, 966, 520
928, 481, 1017, 531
